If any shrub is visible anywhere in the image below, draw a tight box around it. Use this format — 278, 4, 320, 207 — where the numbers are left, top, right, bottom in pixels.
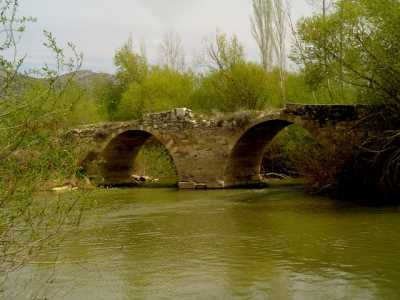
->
118, 67, 195, 120
192, 62, 273, 112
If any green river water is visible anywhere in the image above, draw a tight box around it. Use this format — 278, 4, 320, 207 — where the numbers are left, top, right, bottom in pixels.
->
8, 186, 400, 300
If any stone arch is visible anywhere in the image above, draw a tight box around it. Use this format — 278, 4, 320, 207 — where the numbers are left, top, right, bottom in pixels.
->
224, 119, 294, 187
97, 129, 178, 186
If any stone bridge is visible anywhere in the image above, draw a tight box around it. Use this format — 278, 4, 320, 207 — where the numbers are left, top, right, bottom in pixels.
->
70, 104, 373, 189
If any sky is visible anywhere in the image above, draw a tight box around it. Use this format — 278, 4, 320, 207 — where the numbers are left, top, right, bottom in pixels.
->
18, 0, 315, 73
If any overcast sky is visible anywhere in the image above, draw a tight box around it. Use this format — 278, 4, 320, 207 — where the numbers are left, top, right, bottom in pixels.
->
18, 0, 315, 73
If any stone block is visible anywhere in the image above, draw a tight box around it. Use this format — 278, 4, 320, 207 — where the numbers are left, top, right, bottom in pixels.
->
175, 108, 188, 118
195, 183, 207, 189
178, 181, 196, 189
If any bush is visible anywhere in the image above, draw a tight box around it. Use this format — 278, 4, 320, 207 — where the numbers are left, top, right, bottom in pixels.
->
0, 3, 87, 284
192, 62, 273, 112
118, 67, 195, 120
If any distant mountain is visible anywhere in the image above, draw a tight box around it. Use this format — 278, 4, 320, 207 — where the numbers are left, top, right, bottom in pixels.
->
0, 70, 116, 99
60, 70, 114, 88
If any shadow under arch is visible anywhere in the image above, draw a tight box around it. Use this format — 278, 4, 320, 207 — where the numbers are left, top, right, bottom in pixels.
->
99, 130, 178, 186
224, 119, 294, 188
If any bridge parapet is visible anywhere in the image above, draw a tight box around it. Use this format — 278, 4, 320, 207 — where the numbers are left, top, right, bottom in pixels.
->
283, 103, 375, 124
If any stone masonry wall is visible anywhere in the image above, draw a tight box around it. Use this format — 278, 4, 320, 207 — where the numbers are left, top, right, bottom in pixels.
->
70, 105, 373, 189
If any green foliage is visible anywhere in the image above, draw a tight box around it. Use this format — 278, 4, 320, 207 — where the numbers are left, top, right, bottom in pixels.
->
97, 32, 284, 119
294, 0, 400, 106
95, 38, 147, 121
57, 81, 102, 125
289, 0, 400, 199
118, 67, 195, 120
206, 32, 245, 70
134, 142, 178, 180
284, 71, 357, 104
262, 125, 316, 176
193, 62, 273, 112
114, 37, 148, 88
98, 32, 314, 120
0, 0, 87, 279
0, 75, 87, 275
93, 77, 124, 120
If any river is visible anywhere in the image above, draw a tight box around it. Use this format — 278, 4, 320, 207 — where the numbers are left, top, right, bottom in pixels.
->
8, 186, 400, 300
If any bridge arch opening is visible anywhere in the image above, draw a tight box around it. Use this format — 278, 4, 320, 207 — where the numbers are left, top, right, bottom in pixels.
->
99, 130, 178, 187
224, 120, 316, 188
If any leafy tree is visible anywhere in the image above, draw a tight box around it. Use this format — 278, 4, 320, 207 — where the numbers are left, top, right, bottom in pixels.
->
60, 81, 102, 125
293, 0, 400, 199
294, 0, 400, 106
193, 33, 274, 112
205, 31, 245, 71
96, 37, 148, 121
114, 37, 148, 88
118, 67, 195, 119
93, 76, 124, 120
193, 62, 273, 112
0, 0, 86, 288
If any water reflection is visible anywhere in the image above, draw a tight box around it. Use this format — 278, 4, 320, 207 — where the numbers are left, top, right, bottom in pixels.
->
7, 188, 400, 300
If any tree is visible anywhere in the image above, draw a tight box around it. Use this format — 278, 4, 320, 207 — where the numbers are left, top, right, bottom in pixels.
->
294, 0, 400, 199
158, 32, 186, 72
114, 36, 147, 89
96, 37, 148, 121
251, 0, 275, 72
272, 0, 287, 101
0, 0, 85, 291
205, 31, 245, 71
193, 62, 272, 112
294, 0, 400, 106
194, 32, 276, 112
306, 0, 335, 16
251, 0, 288, 100
118, 67, 195, 120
